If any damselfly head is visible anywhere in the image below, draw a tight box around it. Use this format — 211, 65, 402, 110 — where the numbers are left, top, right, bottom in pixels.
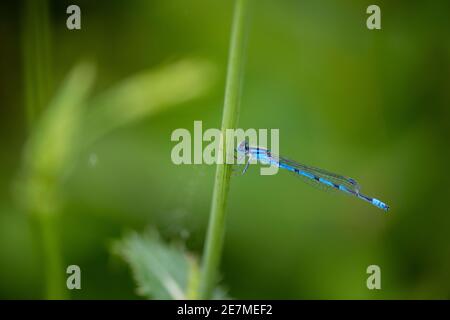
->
237, 140, 249, 154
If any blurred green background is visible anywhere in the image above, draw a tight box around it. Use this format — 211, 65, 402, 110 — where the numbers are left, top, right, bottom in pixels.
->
0, 0, 449, 299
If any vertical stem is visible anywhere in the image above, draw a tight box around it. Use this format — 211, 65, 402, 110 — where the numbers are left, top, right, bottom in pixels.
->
22, 0, 53, 127
39, 214, 66, 299
22, 0, 65, 299
199, 0, 250, 299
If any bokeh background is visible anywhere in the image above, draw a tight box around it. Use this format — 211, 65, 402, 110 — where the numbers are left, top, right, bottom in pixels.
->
0, 0, 449, 299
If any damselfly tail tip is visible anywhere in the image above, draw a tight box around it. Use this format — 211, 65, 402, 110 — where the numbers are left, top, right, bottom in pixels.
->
372, 198, 389, 212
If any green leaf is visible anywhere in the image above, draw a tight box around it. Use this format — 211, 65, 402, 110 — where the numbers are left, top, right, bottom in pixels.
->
114, 230, 230, 300
81, 59, 215, 146
114, 231, 195, 300
19, 62, 96, 215
16, 62, 95, 299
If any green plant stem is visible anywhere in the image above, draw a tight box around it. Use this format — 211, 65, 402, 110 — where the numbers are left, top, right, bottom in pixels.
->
22, 0, 65, 299
38, 213, 66, 299
199, 0, 250, 299
22, 0, 53, 127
